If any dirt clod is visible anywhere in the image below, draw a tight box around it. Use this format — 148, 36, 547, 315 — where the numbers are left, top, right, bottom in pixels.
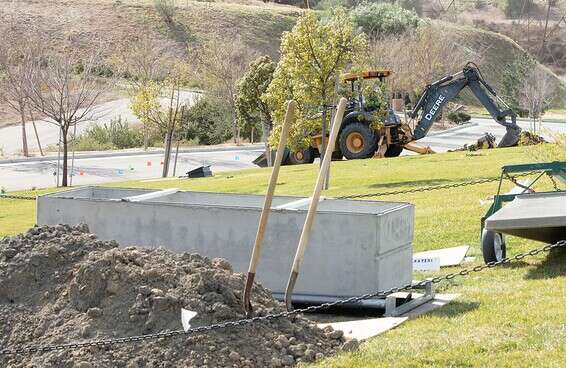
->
0, 225, 346, 367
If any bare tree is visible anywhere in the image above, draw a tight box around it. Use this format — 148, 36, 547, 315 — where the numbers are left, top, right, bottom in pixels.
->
365, 25, 479, 95
0, 41, 39, 157
193, 37, 256, 143
24, 51, 107, 186
520, 66, 558, 133
117, 29, 177, 149
117, 29, 175, 85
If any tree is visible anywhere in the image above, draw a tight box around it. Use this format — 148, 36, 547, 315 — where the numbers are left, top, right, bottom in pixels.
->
364, 24, 478, 97
117, 29, 177, 149
184, 95, 233, 145
24, 51, 107, 186
501, 53, 537, 116
520, 66, 558, 132
235, 55, 276, 163
0, 41, 40, 157
263, 9, 366, 151
130, 68, 189, 177
193, 37, 256, 143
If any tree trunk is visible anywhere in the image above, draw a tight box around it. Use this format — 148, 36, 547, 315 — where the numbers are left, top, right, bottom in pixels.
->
262, 121, 272, 167
162, 131, 173, 177
19, 104, 29, 157
61, 128, 69, 187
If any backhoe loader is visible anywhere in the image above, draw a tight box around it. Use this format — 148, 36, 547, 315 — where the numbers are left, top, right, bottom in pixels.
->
284, 62, 521, 164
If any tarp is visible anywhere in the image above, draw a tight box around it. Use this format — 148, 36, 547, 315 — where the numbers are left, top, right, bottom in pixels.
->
485, 192, 566, 243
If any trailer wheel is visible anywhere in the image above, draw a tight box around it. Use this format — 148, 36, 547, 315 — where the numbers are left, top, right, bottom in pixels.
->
385, 144, 403, 157
482, 230, 506, 263
339, 122, 378, 160
287, 147, 315, 165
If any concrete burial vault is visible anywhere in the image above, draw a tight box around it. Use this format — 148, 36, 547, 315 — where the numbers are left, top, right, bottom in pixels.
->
37, 187, 414, 303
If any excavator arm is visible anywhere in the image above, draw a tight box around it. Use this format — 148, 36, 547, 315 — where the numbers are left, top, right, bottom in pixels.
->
409, 63, 521, 147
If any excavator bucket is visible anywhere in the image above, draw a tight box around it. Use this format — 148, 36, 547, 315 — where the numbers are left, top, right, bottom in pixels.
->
497, 126, 522, 148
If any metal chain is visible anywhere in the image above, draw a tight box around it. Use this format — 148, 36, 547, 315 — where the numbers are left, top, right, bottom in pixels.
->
336, 171, 537, 200
2, 240, 564, 357
0, 194, 37, 201
0, 171, 540, 203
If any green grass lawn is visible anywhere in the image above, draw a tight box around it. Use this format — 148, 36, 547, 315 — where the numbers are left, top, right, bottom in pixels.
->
1, 146, 565, 367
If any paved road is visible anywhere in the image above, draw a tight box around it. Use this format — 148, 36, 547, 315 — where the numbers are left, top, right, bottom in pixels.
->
0, 146, 263, 192
417, 117, 566, 153
1, 117, 564, 192
0, 91, 198, 156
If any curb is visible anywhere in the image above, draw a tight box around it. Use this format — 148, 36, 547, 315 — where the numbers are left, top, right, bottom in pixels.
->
0, 144, 265, 165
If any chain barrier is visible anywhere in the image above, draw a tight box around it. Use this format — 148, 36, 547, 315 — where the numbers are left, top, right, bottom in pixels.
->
1, 240, 564, 357
336, 171, 537, 200
0, 194, 37, 201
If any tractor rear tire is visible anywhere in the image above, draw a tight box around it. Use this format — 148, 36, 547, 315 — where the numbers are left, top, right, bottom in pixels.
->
339, 123, 378, 160
287, 147, 315, 165
385, 144, 403, 157
482, 230, 506, 263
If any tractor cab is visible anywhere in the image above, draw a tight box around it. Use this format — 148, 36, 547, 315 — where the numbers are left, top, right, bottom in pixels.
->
341, 70, 392, 113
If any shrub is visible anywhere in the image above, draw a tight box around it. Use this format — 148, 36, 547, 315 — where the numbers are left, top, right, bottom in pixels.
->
447, 111, 471, 124
154, 0, 176, 25
73, 117, 145, 151
398, 0, 423, 15
351, 2, 422, 37
184, 96, 233, 145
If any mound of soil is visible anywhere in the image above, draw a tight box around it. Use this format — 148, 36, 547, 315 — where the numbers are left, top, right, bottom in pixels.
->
0, 225, 351, 368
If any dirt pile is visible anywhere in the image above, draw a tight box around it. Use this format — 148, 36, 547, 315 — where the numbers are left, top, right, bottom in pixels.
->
0, 225, 351, 368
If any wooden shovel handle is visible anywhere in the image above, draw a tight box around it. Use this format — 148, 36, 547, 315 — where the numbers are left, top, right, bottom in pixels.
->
246, 100, 297, 273
286, 97, 347, 289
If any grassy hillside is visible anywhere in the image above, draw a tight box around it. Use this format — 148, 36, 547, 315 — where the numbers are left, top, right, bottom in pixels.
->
0, 0, 300, 60
2, 146, 565, 367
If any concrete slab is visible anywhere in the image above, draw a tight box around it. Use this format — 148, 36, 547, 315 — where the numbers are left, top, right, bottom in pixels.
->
485, 191, 566, 243
400, 293, 459, 319
318, 317, 407, 340
315, 293, 459, 340
413, 246, 469, 267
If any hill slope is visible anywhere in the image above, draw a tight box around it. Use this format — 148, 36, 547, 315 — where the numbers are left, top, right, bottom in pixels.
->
0, 0, 563, 123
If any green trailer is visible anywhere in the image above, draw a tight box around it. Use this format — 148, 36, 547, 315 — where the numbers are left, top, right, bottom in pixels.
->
481, 161, 566, 263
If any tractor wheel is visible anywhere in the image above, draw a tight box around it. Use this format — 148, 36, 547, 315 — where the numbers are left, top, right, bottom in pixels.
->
481, 230, 506, 263
332, 147, 343, 160
287, 147, 315, 165
339, 123, 378, 160
385, 144, 403, 157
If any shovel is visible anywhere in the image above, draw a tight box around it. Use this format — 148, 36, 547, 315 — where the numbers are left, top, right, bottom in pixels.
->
284, 97, 347, 311
242, 100, 297, 316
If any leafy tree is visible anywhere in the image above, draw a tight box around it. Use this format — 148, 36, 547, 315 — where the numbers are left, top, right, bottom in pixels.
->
130, 69, 190, 177
262, 9, 366, 151
351, 2, 422, 38
501, 53, 537, 117
184, 95, 233, 145
235, 56, 276, 160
